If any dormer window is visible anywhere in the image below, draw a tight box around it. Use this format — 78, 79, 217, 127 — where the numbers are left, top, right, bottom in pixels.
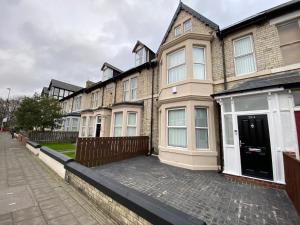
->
183, 19, 192, 32
175, 25, 182, 37
102, 67, 113, 81
135, 48, 146, 66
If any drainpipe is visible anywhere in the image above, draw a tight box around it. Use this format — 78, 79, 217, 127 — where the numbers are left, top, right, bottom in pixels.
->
114, 82, 117, 104
101, 87, 104, 107
218, 33, 227, 172
221, 37, 228, 90
149, 62, 155, 156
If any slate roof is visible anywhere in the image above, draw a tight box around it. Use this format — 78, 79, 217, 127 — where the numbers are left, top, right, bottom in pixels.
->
42, 87, 49, 94
132, 40, 155, 54
213, 71, 300, 96
49, 79, 82, 92
160, 2, 219, 46
101, 62, 123, 73
220, 0, 300, 36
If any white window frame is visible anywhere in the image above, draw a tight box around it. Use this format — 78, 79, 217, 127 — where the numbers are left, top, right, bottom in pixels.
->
81, 116, 87, 137
233, 35, 257, 76
135, 48, 146, 66
71, 118, 79, 131
73, 95, 82, 112
123, 80, 129, 101
167, 48, 186, 84
113, 112, 123, 137
123, 77, 138, 101
193, 46, 206, 80
88, 116, 95, 137
183, 19, 192, 33
195, 107, 209, 150
167, 108, 187, 148
127, 112, 137, 136
103, 68, 113, 81
91, 91, 99, 109
174, 25, 182, 37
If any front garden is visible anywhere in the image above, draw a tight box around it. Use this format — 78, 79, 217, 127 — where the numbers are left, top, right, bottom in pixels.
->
43, 143, 76, 158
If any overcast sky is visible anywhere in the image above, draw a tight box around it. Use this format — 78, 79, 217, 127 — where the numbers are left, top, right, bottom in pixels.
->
0, 0, 288, 99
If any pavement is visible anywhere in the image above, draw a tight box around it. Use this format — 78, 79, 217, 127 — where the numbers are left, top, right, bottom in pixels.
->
94, 156, 300, 225
0, 133, 117, 225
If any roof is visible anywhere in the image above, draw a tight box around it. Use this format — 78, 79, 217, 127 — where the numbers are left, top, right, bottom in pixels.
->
132, 40, 155, 54
42, 87, 49, 94
85, 60, 157, 93
213, 70, 300, 97
160, 2, 219, 46
101, 62, 123, 73
49, 79, 82, 92
220, 0, 300, 36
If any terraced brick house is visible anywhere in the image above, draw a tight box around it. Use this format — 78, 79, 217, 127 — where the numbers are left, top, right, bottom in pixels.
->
58, 0, 300, 185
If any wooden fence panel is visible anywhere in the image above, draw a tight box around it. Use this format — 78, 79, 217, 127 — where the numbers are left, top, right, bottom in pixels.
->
283, 152, 300, 215
75, 136, 149, 167
28, 131, 78, 144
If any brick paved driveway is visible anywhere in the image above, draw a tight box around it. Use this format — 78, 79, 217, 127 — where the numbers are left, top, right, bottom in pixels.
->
94, 156, 300, 225
0, 133, 117, 225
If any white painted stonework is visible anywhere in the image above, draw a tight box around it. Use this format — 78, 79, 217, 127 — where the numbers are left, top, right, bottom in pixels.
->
216, 89, 299, 184
26, 144, 40, 156
39, 151, 66, 179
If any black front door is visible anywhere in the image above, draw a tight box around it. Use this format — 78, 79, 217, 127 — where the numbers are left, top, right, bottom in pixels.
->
238, 114, 273, 180
95, 124, 101, 137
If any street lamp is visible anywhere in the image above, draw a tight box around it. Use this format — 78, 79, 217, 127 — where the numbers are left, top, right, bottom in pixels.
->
1, 88, 11, 132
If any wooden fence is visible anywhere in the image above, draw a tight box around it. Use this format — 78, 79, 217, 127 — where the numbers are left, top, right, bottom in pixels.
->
75, 136, 149, 167
283, 152, 300, 215
28, 131, 79, 144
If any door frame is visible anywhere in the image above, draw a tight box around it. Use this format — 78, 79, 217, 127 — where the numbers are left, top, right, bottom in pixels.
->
94, 115, 102, 137
237, 114, 273, 180
233, 111, 275, 181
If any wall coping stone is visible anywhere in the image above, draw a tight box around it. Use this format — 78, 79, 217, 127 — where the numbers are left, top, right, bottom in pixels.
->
26, 140, 41, 148
40, 146, 74, 165
65, 161, 206, 225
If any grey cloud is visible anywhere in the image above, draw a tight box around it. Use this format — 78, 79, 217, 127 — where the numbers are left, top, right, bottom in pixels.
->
0, 0, 288, 98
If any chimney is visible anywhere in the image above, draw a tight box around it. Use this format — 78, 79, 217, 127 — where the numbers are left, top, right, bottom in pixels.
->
85, 80, 95, 88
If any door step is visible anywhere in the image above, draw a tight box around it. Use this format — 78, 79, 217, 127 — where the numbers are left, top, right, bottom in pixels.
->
224, 174, 285, 189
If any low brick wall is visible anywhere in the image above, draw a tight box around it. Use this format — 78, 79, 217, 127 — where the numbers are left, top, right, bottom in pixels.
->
66, 171, 152, 225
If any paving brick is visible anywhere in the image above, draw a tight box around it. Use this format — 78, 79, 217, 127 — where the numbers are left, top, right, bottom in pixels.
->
94, 156, 300, 225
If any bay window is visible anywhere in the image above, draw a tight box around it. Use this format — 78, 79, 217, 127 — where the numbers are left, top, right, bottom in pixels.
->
233, 35, 256, 76
193, 47, 205, 79
127, 112, 137, 136
167, 108, 187, 147
88, 116, 95, 137
81, 117, 87, 137
114, 112, 123, 137
71, 118, 79, 131
65, 118, 70, 131
195, 108, 208, 149
167, 48, 186, 84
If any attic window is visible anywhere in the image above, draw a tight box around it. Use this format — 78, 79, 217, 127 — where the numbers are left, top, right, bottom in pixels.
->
103, 67, 113, 81
183, 19, 192, 32
135, 47, 146, 66
175, 25, 182, 37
